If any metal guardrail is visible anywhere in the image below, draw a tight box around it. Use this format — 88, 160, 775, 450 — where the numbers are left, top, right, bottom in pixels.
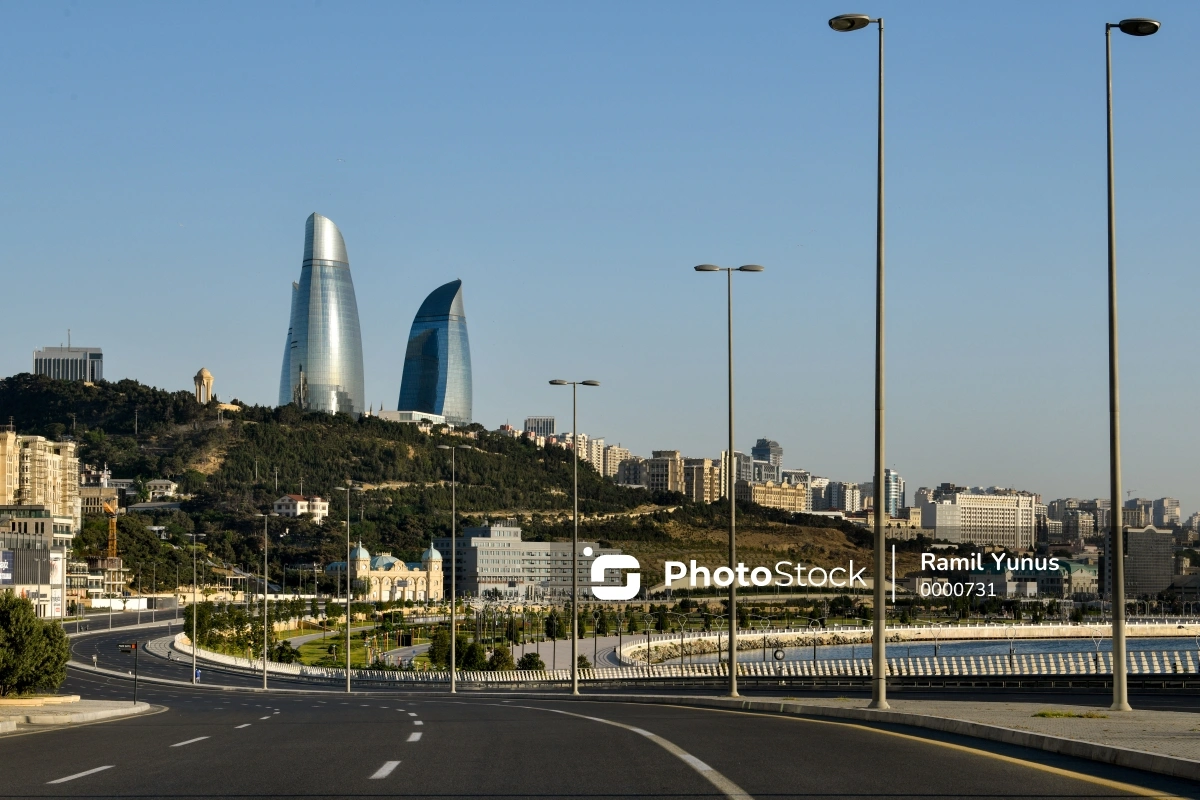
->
172, 634, 1200, 684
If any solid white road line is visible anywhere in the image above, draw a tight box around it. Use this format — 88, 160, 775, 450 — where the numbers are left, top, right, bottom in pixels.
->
407, 732, 422, 742
235, 724, 251, 729
47, 766, 114, 784
370, 760, 401, 779
516, 706, 752, 800
170, 737, 210, 747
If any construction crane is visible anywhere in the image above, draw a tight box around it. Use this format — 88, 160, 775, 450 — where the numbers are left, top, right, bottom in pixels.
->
102, 500, 118, 559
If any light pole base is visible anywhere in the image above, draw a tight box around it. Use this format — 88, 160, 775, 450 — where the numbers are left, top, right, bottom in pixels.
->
867, 698, 890, 709
1110, 701, 1133, 712
869, 679, 889, 709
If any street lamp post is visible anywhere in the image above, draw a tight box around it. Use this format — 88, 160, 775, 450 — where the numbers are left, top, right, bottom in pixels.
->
549, 379, 600, 695
337, 484, 362, 694
828, 10, 889, 710
693, 263, 764, 698
1105, 15, 1160, 713
255, 513, 271, 690
438, 444, 473, 693
191, 531, 198, 684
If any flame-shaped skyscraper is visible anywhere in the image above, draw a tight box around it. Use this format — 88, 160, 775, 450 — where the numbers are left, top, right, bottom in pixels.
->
278, 213, 366, 416
397, 279, 472, 426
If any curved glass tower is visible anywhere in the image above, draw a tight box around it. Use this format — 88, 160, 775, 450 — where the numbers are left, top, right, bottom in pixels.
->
397, 279, 472, 426
277, 213, 366, 416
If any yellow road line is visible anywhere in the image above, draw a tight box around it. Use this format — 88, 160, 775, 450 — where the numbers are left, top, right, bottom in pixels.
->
651, 702, 1187, 800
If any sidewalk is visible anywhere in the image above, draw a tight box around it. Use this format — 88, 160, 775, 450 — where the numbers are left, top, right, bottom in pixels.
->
572, 693, 1200, 784
0, 698, 152, 732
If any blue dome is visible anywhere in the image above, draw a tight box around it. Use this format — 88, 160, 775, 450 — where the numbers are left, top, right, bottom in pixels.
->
350, 543, 370, 560
421, 546, 442, 562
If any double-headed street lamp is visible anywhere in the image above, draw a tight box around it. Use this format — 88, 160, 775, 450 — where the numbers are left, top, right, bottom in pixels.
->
1105, 16, 1159, 713
438, 443, 473, 693
694, 263, 763, 698
337, 483, 363, 693
549, 378, 600, 695
828, 10, 889, 710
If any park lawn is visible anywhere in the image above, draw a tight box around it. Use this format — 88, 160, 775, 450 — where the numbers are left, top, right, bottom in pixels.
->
296, 634, 372, 668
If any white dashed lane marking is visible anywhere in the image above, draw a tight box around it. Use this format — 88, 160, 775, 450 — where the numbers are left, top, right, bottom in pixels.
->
370, 760, 401, 779
236, 724, 251, 729
171, 737, 210, 747
413, 720, 423, 725
407, 732, 422, 742
407, 712, 417, 717
260, 716, 271, 720
47, 766, 113, 784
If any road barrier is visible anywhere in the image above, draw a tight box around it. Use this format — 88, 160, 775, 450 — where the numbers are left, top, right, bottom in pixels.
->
171, 633, 1200, 684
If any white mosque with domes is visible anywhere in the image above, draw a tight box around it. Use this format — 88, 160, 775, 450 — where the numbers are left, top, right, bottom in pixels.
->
326, 543, 443, 602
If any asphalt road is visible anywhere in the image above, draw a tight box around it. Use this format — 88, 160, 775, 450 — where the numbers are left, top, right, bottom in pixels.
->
4, 636, 1198, 800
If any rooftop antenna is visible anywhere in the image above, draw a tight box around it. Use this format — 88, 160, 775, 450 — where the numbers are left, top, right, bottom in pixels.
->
68, 329, 71, 350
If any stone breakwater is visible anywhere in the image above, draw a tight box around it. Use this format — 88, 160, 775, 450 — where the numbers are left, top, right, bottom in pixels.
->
619, 622, 1198, 666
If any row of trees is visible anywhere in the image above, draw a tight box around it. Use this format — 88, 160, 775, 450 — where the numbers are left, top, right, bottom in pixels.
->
0, 592, 70, 696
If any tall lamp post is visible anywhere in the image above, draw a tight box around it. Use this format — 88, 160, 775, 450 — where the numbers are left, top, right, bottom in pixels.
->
337, 484, 362, 693
694, 263, 763, 698
190, 531, 198, 684
549, 378, 600, 695
828, 10, 888, 710
438, 444, 473, 693
254, 513, 273, 690
1105, 16, 1160, 712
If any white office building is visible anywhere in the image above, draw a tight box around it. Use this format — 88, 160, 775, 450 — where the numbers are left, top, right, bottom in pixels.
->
432, 520, 627, 601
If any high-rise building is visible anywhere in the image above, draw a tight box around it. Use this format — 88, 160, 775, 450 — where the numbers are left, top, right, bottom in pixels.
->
751, 438, 783, 468
602, 445, 630, 478
524, 417, 555, 438
615, 457, 647, 487
920, 486, 1037, 550
751, 460, 780, 484
827, 481, 862, 513
0, 431, 80, 533
684, 458, 724, 504
1153, 497, 1181, 528
1122, 526, 1175, 598
647, 450, 685, 493
33, 346, 103, 382
278, 213, 366, 416
398, 279, 473, 426
1062, 509, 1095, 541
883, 468, 905, 515
1123, 499, 1152, 530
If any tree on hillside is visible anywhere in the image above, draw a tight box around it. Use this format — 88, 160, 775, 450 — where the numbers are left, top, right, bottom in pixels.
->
0, 591, 70, 696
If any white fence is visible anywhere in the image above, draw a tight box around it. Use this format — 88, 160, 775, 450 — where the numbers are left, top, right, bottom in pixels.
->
172, 634, 1200, 684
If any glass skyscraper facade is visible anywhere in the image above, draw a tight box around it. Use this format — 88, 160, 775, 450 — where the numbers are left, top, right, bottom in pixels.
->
397, 279, 472, 426
277, 213, 366, 417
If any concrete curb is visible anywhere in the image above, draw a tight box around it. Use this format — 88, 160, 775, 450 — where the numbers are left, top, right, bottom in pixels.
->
493, 693, 1200, 784
0, 720, 15, 733
22, 702, 152, 725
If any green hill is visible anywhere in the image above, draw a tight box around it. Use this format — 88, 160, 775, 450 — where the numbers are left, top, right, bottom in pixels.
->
0, 374, 899, 592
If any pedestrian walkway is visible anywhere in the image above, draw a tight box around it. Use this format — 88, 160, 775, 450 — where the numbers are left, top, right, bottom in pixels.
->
794, 697, 1200, 764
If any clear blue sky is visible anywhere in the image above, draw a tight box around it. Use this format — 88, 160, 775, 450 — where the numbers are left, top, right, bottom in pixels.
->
3, 1, 1197, 516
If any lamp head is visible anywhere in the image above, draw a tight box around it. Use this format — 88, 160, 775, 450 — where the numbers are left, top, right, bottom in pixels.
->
549, 379, 568, 385
437, 445, 451, 451
1117, 18, 1160, 36
693, 264, 721, 272
737, 264, 765, 272
581, 380, 600, 387
829, 13, 871, 32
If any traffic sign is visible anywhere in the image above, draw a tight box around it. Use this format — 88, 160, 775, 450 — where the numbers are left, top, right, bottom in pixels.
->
118, 642, 137, 653
773, 648, 786, 661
